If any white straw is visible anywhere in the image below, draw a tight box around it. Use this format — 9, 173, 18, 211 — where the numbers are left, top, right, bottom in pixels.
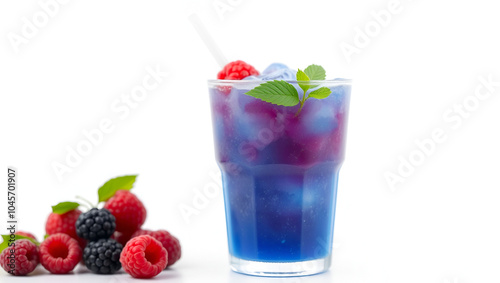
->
188, 13, 228, 68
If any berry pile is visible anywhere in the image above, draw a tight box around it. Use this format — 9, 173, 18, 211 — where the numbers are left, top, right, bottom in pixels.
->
0, 175, 181, 279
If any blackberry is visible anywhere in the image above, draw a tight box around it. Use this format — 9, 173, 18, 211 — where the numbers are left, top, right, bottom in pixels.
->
76, 208, 116, 241
83, 238, 123, 274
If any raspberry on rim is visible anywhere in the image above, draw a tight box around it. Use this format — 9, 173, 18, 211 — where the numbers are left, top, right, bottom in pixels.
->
217, 60, 259, 80
215, 60, 259, 95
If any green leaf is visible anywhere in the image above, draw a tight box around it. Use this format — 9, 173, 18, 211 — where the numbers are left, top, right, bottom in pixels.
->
0, 234, 39, 253
44, 234, 49, 240
308, 87, 332, 99
98, 175, 138, 202
51, 201, 80, 215
245, 80, 300, 107
296, 69, 311, 93
304, 64, 326, 80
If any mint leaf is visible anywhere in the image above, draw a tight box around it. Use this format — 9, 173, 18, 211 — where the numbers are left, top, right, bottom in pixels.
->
308, 87, 332, 99
296, 69, 311, 93
245, 80, 300, 107
51, 201, 80, 215
244, 64, 331, 117
98, 175, 138, 202
0, 234, 39, 253
304, 64, 326, 80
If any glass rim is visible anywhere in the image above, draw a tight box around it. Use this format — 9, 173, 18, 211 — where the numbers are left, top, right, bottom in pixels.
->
208, 78, 352, 87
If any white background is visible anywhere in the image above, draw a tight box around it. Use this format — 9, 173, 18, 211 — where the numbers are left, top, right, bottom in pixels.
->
1, 0, 500, 282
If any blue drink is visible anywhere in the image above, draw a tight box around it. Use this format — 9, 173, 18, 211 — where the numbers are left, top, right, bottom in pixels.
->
208, 78, 351, 276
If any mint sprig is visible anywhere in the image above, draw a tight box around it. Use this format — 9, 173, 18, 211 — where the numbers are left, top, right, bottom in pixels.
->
308, 87, 332, 99
243, 80, 300, 106
51, 201, 80, 215
98, 175, 137, 202
304, 64, 326, 80
296, 69, 311, 93
304, 64, 326, 89
245, 64, 332, 116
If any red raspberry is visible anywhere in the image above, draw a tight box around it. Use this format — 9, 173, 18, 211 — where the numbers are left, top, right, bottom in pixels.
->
0, 239, 39, 276
217, 60, 259, 80
39, 233, 82, 274
104, 190, 147, 235
132, 229, 181, 267
15, 231, 37, 241
120, 235, 167, 278
111, 231, 133, 246
45, 209, 86, 249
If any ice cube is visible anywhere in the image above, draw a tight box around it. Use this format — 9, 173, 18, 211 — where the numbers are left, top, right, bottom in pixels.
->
261, 68, 297, 80
242, 75, 261, 81
262, 63, 290, 75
